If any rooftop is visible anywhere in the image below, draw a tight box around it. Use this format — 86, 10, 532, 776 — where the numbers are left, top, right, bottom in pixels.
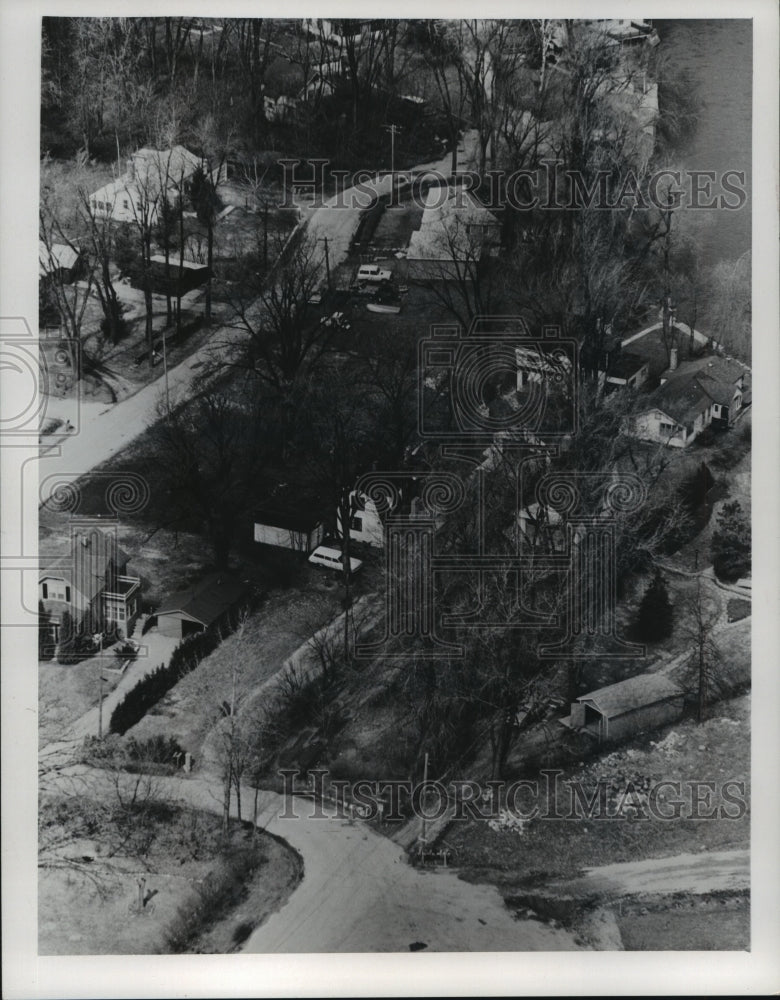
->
254, 505, 323, 533
41, 529, 130, 602
606, 350, 647, 380
407, 185, 498, 262
639, 354, 747, 424
577, 673, 684, 719
39, 241, 80, 276
156, 572, 249, 628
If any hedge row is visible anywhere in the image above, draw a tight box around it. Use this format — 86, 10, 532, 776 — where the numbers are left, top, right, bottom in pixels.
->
109, 629, 220, 735
109, 596, 262, 735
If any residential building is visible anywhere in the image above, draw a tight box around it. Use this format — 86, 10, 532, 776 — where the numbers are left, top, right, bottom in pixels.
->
88, 146, 225, 225
407, 185, 501, 282
336, 490, 384, 547
628, 352, 748, 447
39, 526, 140, 639
146, 255, 210, 297
39, 241, 83, 284
602, 350, 650, 394
253, 505, 325, 553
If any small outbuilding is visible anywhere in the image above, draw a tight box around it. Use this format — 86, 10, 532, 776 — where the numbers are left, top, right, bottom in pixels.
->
562, 673, 685, 744
39, 241, 83, 284
253, 505, 324, 553
153, 572, 249, 640
147, 255, 211, 297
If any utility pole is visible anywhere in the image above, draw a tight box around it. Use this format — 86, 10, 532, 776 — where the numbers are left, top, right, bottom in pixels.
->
318, 236, 331, 290
263, 200, 269, 271
383, 123, 401, 176
98, 671, 107, 739
420, 751, 429, 862
161, 328, 170, 415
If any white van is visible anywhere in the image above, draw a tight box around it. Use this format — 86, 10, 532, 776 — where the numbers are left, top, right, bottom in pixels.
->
308, 545, 363, 575
357, 264, 392, 284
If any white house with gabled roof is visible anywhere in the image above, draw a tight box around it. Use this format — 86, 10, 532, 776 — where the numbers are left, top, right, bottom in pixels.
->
89, 146, 226, 224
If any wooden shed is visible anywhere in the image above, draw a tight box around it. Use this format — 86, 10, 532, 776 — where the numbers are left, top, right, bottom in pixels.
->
563, 673, 685, 744
153, 572, 249, 640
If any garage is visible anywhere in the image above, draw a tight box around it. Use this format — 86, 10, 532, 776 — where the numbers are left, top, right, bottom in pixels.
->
153, 572, 249, 641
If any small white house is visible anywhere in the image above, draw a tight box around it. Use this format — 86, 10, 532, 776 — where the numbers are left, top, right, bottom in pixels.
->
337, 491, 384, 548
89, 146, 225, 225
627, 354, 747, 448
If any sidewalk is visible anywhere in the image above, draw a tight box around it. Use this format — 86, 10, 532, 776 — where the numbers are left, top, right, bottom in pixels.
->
62, 627, 179, 742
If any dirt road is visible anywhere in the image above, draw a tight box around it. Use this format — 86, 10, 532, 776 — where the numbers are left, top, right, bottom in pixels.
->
537, 849, 749, 902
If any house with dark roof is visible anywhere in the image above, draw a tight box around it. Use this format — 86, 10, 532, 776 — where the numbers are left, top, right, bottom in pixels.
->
39, 527, 140, 639
153, 572, 249, 640
628, 351, 748, 447
603, 350, 649, 393
561, 673, 685, 743
88, 145, 226, 225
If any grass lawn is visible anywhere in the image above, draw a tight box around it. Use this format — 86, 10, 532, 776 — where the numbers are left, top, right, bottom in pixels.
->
39, 655, 123, 747
616, 894, 749, 950
125, 584, 347, 761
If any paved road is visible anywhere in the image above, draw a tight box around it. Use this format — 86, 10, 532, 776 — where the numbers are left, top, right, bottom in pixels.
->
38, 324, 244, 491
38, 133, 481, 492
244, 789, 580, 953
41, 762, 580, 953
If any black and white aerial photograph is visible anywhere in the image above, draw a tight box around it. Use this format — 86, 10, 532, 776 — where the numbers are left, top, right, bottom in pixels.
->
2, 4, 780, 998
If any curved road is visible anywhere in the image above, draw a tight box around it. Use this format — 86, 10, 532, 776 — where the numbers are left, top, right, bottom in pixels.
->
42, 763, 580, 952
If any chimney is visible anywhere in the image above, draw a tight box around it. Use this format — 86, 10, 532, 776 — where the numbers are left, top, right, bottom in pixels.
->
126, 157, 135, 180
669, 347, 678, 372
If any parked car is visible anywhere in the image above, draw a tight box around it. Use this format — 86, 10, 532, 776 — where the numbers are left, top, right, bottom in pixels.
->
357, 264, 392, 284
308, 545, 363, 576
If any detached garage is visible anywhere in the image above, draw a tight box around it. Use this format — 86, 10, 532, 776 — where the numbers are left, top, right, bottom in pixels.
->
562, 673, 685, 745
153, 572, 249, 640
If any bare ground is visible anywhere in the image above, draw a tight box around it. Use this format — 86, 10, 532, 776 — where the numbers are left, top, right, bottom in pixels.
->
38, 793, 299, 956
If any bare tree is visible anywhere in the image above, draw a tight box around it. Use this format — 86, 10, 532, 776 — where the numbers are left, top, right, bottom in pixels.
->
151, 388, 279, 568
679, 580, 722, 723
221, 232, 333, 394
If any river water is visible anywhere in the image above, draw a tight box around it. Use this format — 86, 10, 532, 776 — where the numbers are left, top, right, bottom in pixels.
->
656, 19, 752, 270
